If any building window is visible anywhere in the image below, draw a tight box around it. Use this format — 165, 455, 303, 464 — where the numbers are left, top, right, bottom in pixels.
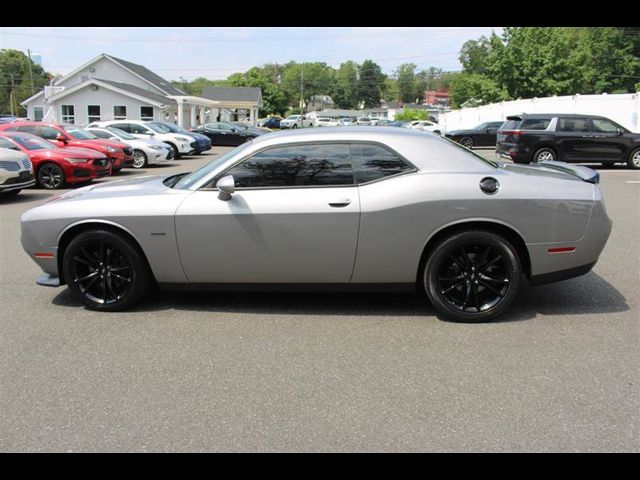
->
88, 105, 101, 123
140, 106, 154, 121
33, 107, 44, 121
113, 106, 127, 120
61, 105, 75, 124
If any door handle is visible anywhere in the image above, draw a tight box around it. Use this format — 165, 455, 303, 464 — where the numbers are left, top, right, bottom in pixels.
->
328, 198, 351, 207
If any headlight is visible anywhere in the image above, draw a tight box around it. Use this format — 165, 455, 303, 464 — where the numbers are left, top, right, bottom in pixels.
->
149, 145, 163, 151
65, 158, 88, 164
106, 146, 118, 153
175, 136, 191, 142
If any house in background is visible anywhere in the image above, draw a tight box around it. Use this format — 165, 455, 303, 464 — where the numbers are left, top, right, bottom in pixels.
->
306, 95, 335, 112
200, 87, 263, 124
20, 54, 261, 128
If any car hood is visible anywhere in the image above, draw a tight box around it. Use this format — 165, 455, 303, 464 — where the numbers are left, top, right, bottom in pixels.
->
53, 174, 182, 202
77, 139, 128, 149
51, 147, 107, 159
446, 129, 477, 136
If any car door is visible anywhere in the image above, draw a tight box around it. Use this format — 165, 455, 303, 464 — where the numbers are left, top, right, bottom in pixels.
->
203, 123, 226, 145
483, 122, 501, 146
174, 143, 360, 283
554, 117, 594, 161
590, 117, 630, 161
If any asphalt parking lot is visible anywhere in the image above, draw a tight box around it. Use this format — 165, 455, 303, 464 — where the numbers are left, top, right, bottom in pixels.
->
1, 146, 638, 452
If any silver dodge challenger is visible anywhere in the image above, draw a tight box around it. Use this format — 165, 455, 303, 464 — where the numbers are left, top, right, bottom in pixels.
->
21, 127, 612, 322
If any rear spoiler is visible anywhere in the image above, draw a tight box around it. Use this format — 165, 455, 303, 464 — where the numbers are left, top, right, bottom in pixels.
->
535, 160, 600, 184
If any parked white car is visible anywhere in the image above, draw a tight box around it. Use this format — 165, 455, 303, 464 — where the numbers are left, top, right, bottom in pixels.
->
0, 147, 35, 196
409, 120, 442, 134
314, 117, 340, 127
279, 115, 313, 129
86, 120, 196, 158
337, 118, 355, 126
86, 127, 173, 169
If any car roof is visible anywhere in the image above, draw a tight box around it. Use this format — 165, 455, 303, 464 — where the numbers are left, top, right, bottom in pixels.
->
507, 113, 605, 120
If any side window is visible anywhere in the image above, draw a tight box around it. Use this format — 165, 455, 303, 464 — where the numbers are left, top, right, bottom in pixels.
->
351, 144, 413, 184
592, 118, 619, 133
113, 123, 131, 133
129, 124, 149, 134
521, 118, 551, 130
558, 117, 590, 132
16, 125, 38, 134
39, 126, 62, 140
224, 144, 354, 188
89, 129, 111, 139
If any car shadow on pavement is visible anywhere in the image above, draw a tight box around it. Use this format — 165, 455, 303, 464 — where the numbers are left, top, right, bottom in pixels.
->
50, 271, 628, 322
0, 192, 53, 204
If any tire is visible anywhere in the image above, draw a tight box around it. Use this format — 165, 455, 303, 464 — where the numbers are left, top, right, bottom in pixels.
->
112, 167, 122, 173
292, 124, 297, 129
166, 142, 181, 159
37, 163, 66, 189
600, 161, 616, 167
62, 229, 151, 312
132, 149, 148, 169
533, 147, 556, 163
0, 189, 21, 197
459, 136, 473, 148
433, 130, 441, 135
422, 230, 522, 323
627, 147, 640, 170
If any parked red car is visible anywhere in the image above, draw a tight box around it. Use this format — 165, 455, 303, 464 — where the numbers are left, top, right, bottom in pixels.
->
0, 132, 111, 189
0, 122, 134, 171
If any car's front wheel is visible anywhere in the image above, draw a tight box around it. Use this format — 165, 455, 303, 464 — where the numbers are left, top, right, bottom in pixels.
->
628, 147, 640, 170
37, 163, 66, 189
132, 149, 148, 168
459, 136, 473, 148
422, 230, 522, 322
63, 229, 151, 311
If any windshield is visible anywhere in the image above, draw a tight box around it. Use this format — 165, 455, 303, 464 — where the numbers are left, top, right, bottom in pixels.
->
8, 133, 57, 150
286, 115, 300, 120
441, 136, 498, 168
173, 142, 254, 190
147, 123, 170, 133
474, 123, 488, 130
152, 121, 185, 134
63, 126, 98, 139
106, 127, 136, 140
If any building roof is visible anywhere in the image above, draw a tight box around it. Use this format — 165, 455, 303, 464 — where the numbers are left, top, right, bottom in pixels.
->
201, 87, 262, 104
93, 79, 177, 105
106, 54, 186, 96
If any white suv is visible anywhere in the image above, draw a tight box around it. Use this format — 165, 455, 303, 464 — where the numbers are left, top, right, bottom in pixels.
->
86, 120, 196, 158
0, 147, 35, 197
280, 115, 313, 129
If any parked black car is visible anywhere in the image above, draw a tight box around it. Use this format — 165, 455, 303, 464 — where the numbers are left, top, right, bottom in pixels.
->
190, 122, 262, 146
496, 113, 640, 169
445, 121, 504, 148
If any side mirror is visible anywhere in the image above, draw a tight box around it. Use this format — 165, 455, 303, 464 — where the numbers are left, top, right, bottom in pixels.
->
55, 133, 68, 143
616, 128, 625, 136
216, 175, 235, 201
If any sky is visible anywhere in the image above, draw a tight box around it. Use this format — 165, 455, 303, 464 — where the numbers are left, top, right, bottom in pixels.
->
0, 27, 502, 81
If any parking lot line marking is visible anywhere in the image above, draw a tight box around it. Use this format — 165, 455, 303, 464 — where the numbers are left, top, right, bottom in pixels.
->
625, 180, 640, 183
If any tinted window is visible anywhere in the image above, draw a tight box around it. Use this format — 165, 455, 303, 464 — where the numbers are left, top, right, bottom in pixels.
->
88, 129, 112, 139
0, 137, 17, 149
129, 123, 151, 134
9, 133, 57, 150
500, 120, 520, 130
112, 123, 131, 133
559, 117, 590, 132
351, 144, 413, 184
592, 118, 619, 133
225, 144, 353, 188
522, 118, 551, 130
38, 126, 61, 140
16, 125, 39, 134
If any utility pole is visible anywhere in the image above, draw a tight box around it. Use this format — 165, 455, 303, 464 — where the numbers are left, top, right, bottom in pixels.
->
9, 73, 16, 116
300, 63, 304, 114
27, 49, 35, 95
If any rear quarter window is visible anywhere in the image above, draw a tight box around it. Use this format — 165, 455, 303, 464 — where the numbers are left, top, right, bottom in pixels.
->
521, 118, 551, 130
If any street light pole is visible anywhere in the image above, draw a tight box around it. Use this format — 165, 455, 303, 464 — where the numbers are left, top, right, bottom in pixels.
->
27, 49, 35, 95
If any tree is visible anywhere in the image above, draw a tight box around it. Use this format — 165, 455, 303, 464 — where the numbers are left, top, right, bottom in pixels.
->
357, 60, 384, 108
396, 63, 422, 103
394, 108, 428, 121
0, 49, 51, 115
459, 36, 492, 74
449, 73, 509, 109
333, 61, 359, 109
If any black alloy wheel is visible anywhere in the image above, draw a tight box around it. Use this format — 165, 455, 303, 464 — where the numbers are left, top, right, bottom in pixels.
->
63, 230, 150, 311
459, 136, 473, 148
38, 163, 66, 189
423, 230, 521, 322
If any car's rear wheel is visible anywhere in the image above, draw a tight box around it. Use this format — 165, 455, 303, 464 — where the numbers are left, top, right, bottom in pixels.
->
132, 149, 148, 169
422, 230, 522, 322
628, 148, 640, 170
63, 229, 151, 312
533, 147, 556, 163
37, 163, 66, 189
459, 136, 473, 148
